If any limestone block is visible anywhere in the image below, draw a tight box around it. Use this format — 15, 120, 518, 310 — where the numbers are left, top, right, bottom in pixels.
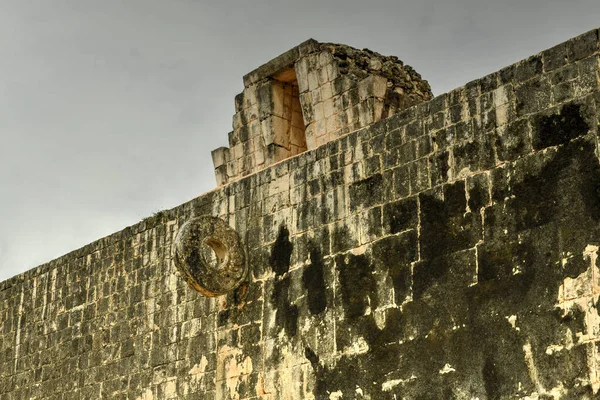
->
261, 118, 275, 146
343, 162, 359, 183
351, 104, 361, 130
270, 175, 291, 197
290, 185, 305, 205
292, 110, 304, 129
358, 101, 373, 126
316, 133, 330, 147
234, 92, 244, 113
284, 82, 293, 95
358, 75, 388, 101
332, 76, 354, 95
242, 137, 253, 154
348, 87, 360, 108
272, 84, 285, 118
299, 92, 314, 123
317, 66, 328, 86
267, 144, 290, 164
373, 98, 385, 121
295, 58, 310, 93
228, 130, 239, 147
239, 153, 254, 174
211, 147, 230, 168
243, 85, 257, 109
305, 123, 316, 149
496, 103, 511, 127
290, 144, 304, 156
337, 112, 349, 131
306, 52, 319, 70
283, 104, 292, 121
314, 102, 325, 122
248, 120, 261, 139
257, 81, 274, 121
290, 126, 306, 147
323, 98, 335, 118
232, 143, 243, 160
237, 124, 250, 143
315, 119, 327, 138
226, 161, 236, 179
333, 95, 345, 114
214, 165, 228, 186
326, 62, 339, 83
326, 115, 340, 134
292, 95, 302, 112
246, 104, 259, 122
493, 85, 510, 107
308, 71, 319, 91
255, 145, 265, 166
332, 127, 346, 138
283, 98, 292, 118
271, 116, 291, 148
311, 87, 322, 104
321, 82, 333, 102
344, 103, 355, 123
264, 193, 281, 214
340, 91, 353, 111
386, 104, 397, 119
319, 51, 334, 68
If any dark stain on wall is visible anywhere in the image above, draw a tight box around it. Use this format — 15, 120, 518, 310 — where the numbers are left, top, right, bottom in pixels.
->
467, 173, 491, 211
349, 173, 384, 211
419, 180, 482, 261
270, 226, 294, 277
270, 226, 298, 337
336, 252, 378, 320
382, 197, 418, 234
302, 244, 327, 315
372, 231, 417, 304
533, 103, 589, 150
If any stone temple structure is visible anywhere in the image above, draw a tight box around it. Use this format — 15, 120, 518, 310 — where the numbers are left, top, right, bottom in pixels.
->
1, 28, 600, 399
211, 39, 432, 186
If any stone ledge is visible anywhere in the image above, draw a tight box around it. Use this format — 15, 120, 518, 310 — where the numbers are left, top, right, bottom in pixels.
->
242, 39, 320, 88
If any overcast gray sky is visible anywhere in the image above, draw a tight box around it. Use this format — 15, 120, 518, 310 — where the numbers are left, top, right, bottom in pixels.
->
1, 0, 599, 281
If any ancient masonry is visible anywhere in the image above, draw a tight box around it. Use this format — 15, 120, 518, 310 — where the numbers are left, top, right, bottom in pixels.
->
1, 28, 600, 399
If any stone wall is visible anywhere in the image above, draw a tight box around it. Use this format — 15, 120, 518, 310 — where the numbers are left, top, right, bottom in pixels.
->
1, 28, 600, 399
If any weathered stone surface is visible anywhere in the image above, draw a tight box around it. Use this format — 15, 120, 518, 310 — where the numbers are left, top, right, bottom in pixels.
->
2, 27, 600, 399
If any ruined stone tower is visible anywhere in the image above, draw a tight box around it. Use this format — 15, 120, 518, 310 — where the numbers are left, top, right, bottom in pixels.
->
2, 29, 600, 399
211, 39, 432, 185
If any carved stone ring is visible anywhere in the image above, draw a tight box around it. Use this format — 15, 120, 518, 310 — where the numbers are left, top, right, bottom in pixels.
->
173, 216, 247, 297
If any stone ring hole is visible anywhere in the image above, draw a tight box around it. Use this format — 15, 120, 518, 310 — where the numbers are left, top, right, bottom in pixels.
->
204, 238, 231, 276
173, 216, 247, 297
